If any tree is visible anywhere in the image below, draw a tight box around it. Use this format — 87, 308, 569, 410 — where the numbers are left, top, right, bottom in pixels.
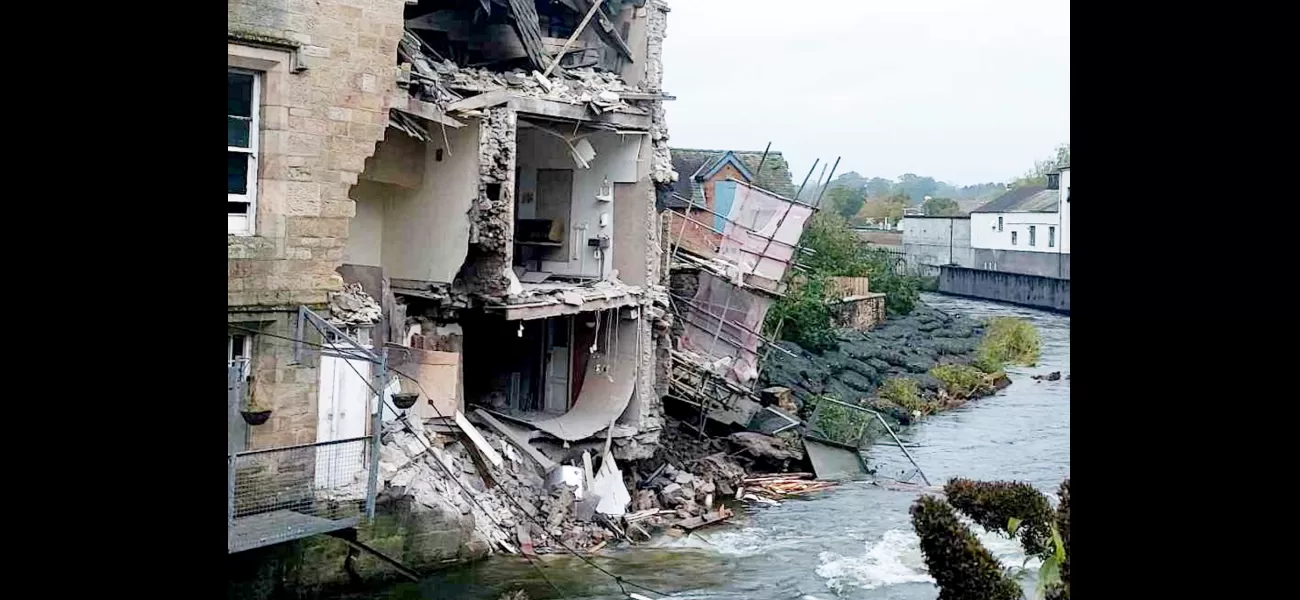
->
823, 186, 866, 220
864, 177, 894, 198
922, 197, 961, 216
1009, 143, 1070, 189
896, 173, 939, 204
859, 191, 908, 227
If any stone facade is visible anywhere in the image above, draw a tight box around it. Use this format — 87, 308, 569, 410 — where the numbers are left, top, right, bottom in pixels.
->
831, 294, 887, 332
228, 0, 406, 310
228, 0, 409, 449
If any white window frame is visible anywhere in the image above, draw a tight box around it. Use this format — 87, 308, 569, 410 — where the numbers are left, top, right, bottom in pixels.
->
997, 216, 1003, 231
1049, 226, 1056, 248
1028, 225, 1036, 247
228, 333, 253, 379
1011, 230, 1017, 245
228, 68, 260, 236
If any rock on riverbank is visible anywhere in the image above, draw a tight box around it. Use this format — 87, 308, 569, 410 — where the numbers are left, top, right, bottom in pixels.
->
759, 301, 990, 424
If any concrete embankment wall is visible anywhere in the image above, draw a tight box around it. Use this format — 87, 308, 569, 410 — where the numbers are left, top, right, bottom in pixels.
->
227, 503, 486, 598
938, 266, 1070, 313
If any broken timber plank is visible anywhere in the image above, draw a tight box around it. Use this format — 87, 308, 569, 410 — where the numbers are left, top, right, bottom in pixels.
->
389, 93, 464, 128
618, 92, 678, 101
458, 430, 499, 489
455, 410, 503, 468
474, 408, 558, 472
505, 0, 551, 72
446, 89, 512, 113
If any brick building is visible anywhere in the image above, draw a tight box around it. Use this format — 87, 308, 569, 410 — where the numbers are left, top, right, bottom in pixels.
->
665, 148, 796, 256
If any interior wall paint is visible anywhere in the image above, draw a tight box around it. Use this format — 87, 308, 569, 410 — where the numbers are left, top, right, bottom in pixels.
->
343, 179, 387, 267
516, 127, 641, 278
372, 122, 480, 283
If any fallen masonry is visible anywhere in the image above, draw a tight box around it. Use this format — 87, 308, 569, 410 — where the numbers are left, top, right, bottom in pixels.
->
374, 409, 837, 562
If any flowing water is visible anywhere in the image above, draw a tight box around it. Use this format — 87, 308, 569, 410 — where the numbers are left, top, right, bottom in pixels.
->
342, 294, 1070, 600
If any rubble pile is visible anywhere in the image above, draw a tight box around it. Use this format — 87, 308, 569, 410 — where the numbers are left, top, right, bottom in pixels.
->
376, 416, 616, 555
414, 55, 655, 116
374, 411, 821, 557
328, 283, 382, 326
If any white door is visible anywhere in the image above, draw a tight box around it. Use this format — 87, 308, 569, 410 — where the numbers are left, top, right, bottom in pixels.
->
316, 327, 372, 489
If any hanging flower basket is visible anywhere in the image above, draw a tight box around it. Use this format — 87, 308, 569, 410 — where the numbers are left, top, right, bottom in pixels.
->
392, 393, 419, 410
240, 409, 273, 426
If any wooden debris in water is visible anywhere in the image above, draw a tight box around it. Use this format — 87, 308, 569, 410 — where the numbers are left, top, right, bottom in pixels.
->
739, 474, 838, 504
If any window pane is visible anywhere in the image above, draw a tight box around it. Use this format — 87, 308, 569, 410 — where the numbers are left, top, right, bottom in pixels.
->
229, 201, 250, 215
228, 71, 254, 118
228, 116, 252, 148
228, 152, 249, 195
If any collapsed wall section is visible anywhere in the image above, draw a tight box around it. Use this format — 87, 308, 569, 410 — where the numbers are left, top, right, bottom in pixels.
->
462, 107, 518, 297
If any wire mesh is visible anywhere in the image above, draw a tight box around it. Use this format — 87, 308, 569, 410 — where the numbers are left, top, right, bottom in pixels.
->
228, 436, 370, 553
806, 398, 886, 449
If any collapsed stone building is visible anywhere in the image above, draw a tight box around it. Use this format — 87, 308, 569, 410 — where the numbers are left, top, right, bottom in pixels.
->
227, 0, 679, 589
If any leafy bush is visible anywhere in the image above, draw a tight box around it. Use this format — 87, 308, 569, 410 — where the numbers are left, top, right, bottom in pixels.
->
767, 213, 928, 350
879, 377, 933, 415
944, 478, 1056, 558
764, 274, 837, 352
1056, 479, 1070, 590
972, 346, 1005, 374
974, 317, 1040, 371
909, 496, 1024, 600
912, 477, 1071, 600
930, 364, 988, 398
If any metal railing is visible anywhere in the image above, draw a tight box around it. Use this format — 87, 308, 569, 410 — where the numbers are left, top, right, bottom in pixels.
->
226, 306, 389, 554
805, 395, 933, 486
228, 436, 371, 553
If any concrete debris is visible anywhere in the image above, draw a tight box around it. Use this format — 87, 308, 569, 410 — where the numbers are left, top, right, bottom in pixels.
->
328, 283, 382, 326
593, 452, 632, 516
727, 432, 802, 471
506, 277, 645, 311
419, 58, 650, 116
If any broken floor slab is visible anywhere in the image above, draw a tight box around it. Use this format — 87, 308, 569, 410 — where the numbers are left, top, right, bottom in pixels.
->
488, 279, 644, 321
525, 318, 639, 441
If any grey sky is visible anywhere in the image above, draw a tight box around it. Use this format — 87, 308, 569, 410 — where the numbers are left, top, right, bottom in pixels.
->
660, 0, 1070, 187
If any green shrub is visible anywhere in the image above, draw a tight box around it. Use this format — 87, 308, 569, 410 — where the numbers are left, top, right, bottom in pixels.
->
765, 274, 837, 352
1056, 479, 1070, 592
975, 317, 1040, 370
879, 377, 931, 414
930, 364, 987, 398
909, 496, 1024, 600
944, 478, 1056, 558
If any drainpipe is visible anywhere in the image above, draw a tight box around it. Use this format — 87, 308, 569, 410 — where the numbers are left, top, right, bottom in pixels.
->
948, 219, 953, 265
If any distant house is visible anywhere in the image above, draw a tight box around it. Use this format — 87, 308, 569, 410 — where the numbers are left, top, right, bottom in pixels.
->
666, 148, 797, 255
968, 165, 1070, 278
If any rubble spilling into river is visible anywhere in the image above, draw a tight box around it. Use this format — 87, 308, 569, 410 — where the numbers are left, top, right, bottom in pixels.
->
374, 412, 815, 559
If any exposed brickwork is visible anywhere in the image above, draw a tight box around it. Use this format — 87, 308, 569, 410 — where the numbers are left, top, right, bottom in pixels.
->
228, 0, 408, 310
663, 162, 748, 258
462, 106, 518, 296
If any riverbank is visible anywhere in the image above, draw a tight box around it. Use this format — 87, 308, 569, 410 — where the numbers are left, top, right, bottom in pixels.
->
760, 299, 1021, 430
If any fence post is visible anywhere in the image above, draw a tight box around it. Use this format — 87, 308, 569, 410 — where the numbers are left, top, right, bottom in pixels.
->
366, 347, 387, 519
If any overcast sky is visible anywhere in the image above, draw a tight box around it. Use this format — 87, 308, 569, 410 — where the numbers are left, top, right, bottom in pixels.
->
659, 0, 1070, 187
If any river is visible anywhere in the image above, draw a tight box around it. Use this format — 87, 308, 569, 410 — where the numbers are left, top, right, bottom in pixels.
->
337, 294, 1070, 600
